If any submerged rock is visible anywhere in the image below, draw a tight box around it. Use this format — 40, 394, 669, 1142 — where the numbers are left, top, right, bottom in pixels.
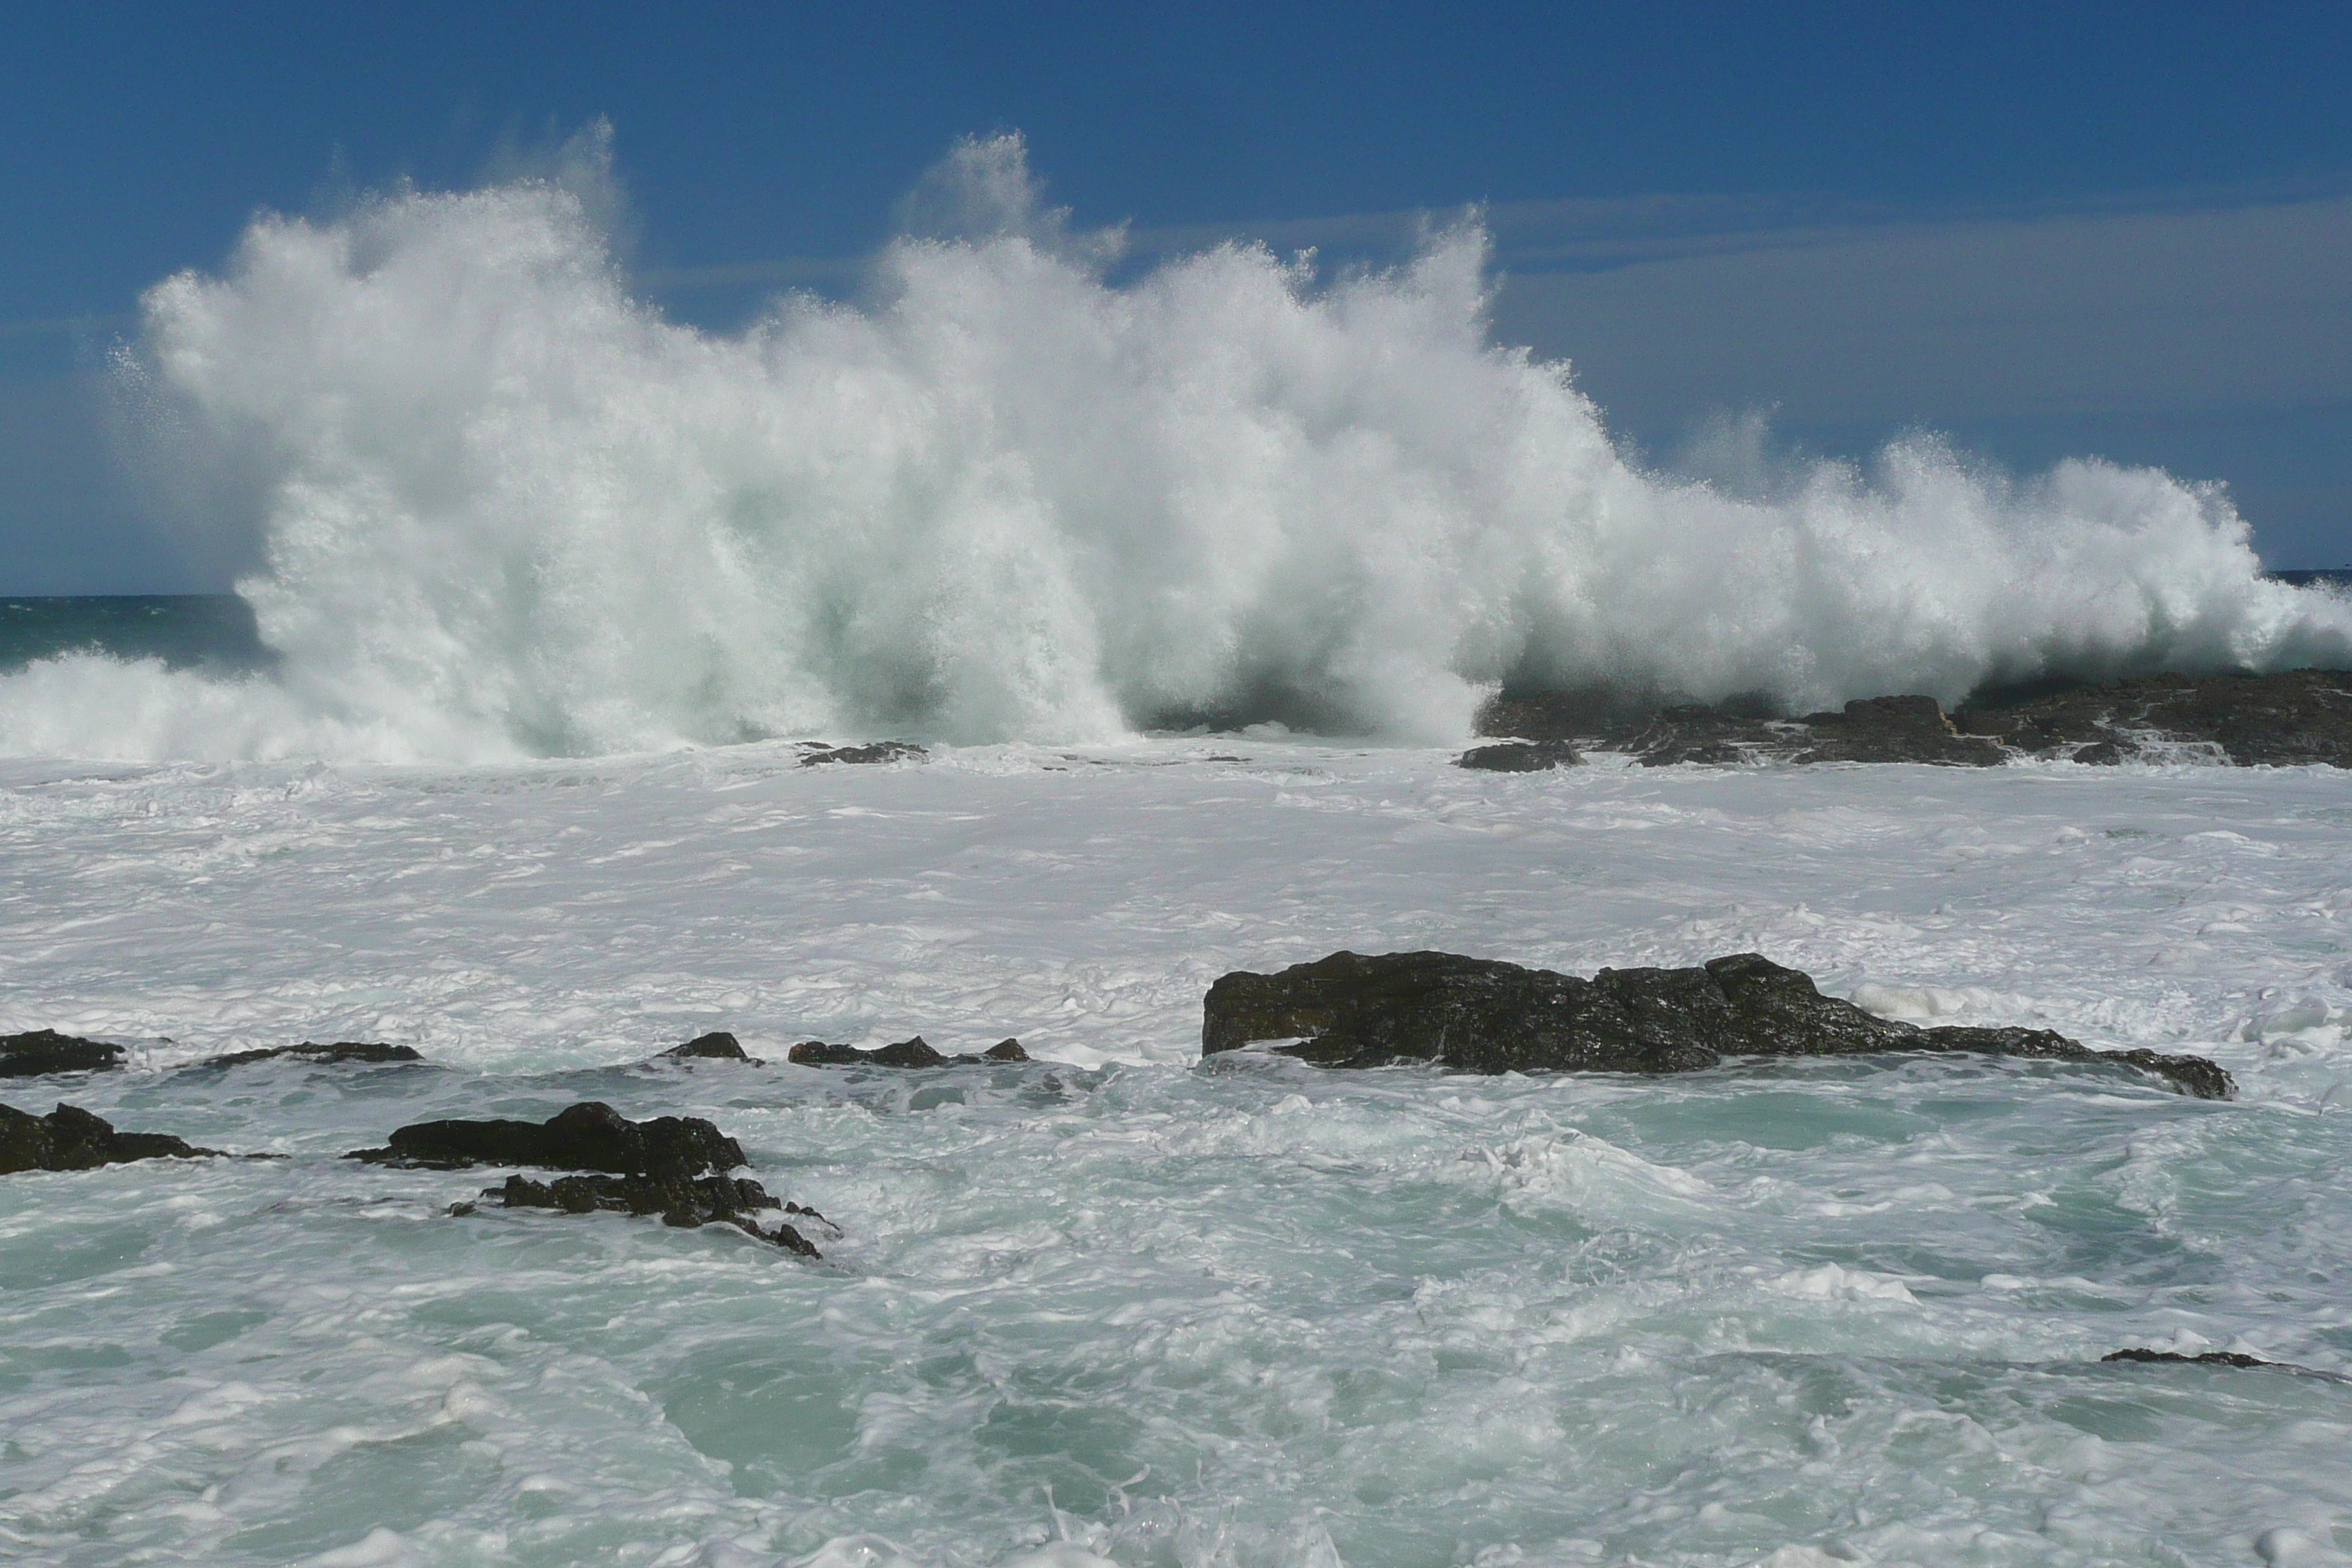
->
653, 1030, 764, 1065
799, 740, 927, 766
461, 1172, 826, 1256
1, 1030, 124, 1077
1, 1101, 225, 1172
200, 1041, 423, 1068
348, 1101, 747, 1175
1202, 950, 2233, 1098
788, 1036, 1028, 1068
1455, 739, 1582, 772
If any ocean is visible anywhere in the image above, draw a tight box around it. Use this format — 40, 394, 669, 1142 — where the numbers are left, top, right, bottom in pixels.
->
3, 741, 2349, 1567
4, 137, 2351, 1567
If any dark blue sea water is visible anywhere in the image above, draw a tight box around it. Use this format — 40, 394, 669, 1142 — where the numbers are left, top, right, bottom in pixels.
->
0, 594, 274, 674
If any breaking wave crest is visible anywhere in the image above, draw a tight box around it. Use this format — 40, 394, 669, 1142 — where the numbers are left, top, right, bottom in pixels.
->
7, 132, 2348, 761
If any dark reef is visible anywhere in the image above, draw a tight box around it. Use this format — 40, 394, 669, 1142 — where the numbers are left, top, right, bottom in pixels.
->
1, 1030, 124, 1077
200, 1041, 423, 1068
2103, 1348, 2272, 1368
348, 1100, 747, 1176
788, 1036, 1028, 1068
653, 1030, 764, 1065
459, 1172, 826, 1255
1469, 668, 2352, 769
1202, 950, 2232, 1098
1, 1101, 225, 1172
799, 740, 927, 766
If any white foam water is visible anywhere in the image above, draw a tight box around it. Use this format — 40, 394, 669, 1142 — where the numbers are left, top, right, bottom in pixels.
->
2, 742, 2349, 1565
4, 132, 2348, 762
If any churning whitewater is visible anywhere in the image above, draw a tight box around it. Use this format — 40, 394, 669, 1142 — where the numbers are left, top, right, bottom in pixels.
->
7, 131, 2352, 762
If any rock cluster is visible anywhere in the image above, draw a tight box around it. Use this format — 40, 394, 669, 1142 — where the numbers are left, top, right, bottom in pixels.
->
1468, 668, 2352, 769
355, 1101, 823, 1254
788, 1037, 1028, 1068
1, 1029, 124, 1077
1455, 739, 1583, 772
1202, 950, 2232, 1098
0, 1101, 224, 1172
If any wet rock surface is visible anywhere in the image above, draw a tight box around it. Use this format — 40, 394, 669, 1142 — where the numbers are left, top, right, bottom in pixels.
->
788, 1036, 1028, 1068
1, 1029, 124, 1077
460, 1172, 827, 1256
799, 740, 927, 766
1475, 668, 2352, 767
1954, 668, 2352, 766
1202, 950, 2233, 1098
200, 1041, 423, 1068
347, 1100, 747, 1175
1455, 739, 1582, 772
2103, 1349, 2273, 1368
1, 1101, 225, 1172
653, 1030, 764, 1065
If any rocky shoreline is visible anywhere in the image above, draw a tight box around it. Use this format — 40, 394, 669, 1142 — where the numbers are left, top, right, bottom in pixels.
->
1467, 667, 2352, 770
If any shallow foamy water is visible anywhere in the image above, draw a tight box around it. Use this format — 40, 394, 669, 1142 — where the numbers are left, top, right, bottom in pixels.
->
3, 743, 2348, 1567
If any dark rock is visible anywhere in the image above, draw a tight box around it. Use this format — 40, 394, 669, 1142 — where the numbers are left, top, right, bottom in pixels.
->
1, 1030, 124, 1077
2102, 1349, 2272, 1368
799, 740, 927, 766
1, 1101, 225, 1172
654, 1031, 764, 1066
787, 1036, 1028, 1067
1955, 668, 2352, 766
1477, 669, 2352, 768
1456, 739, 1582, 772
347, 1101, 746, 1176
475, 1171, 824, 1256
1201, 950, 2233, 1098
200, 1041, 423, 1068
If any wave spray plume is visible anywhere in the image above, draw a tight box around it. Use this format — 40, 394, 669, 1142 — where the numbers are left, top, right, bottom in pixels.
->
7, 131, 2348, 761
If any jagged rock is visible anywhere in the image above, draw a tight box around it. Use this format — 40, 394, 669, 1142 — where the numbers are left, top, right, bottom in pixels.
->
347, 1101, 746, 1175
200, 1041, 423, 1068
799, 740, 927, 766
2102, 1348, 2271, 1368
654, 1031, 764, 1065
1955, 668, 2352, 766
462, 1172, 826, 1256
787, 1036, 1028, 1068
1455, 739, 1582, 772
1, 1030, 124, 1077
1202, 950, 2233, 1098
1605, 694, 2008, 767
1, 1101, 225, 1172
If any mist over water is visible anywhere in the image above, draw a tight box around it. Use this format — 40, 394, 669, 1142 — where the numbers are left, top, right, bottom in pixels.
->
8, 132, 2351, 761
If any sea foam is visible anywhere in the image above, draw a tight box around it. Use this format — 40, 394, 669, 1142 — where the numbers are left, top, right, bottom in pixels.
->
9, 132, 2348, 762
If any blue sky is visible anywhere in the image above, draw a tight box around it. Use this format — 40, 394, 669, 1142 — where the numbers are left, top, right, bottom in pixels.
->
3, 1, 2348, 590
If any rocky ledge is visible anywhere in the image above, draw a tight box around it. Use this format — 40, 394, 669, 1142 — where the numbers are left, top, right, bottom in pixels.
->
355, 1101, 823, 1254
1470, 668, 2352, 769
1, 1030, 124, 1077
1, 1102, 226, 1172
788, 1036, 1028, 1068
1202, 950, 2232, 1098
652, 1031, 764, 1065
200, 1041, 423, 1068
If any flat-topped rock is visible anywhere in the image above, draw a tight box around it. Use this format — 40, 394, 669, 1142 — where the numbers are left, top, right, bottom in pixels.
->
348, 1101, 746, 1176
2103, 1348, 2272, 1368
201, 1041, 423, 1068
1, 1030, 124, 1077
788, 1036, 1028, 1068
1202, 950, 2232, 1098
2, 1101, 225, 1172
653, 1031, 764, 1065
